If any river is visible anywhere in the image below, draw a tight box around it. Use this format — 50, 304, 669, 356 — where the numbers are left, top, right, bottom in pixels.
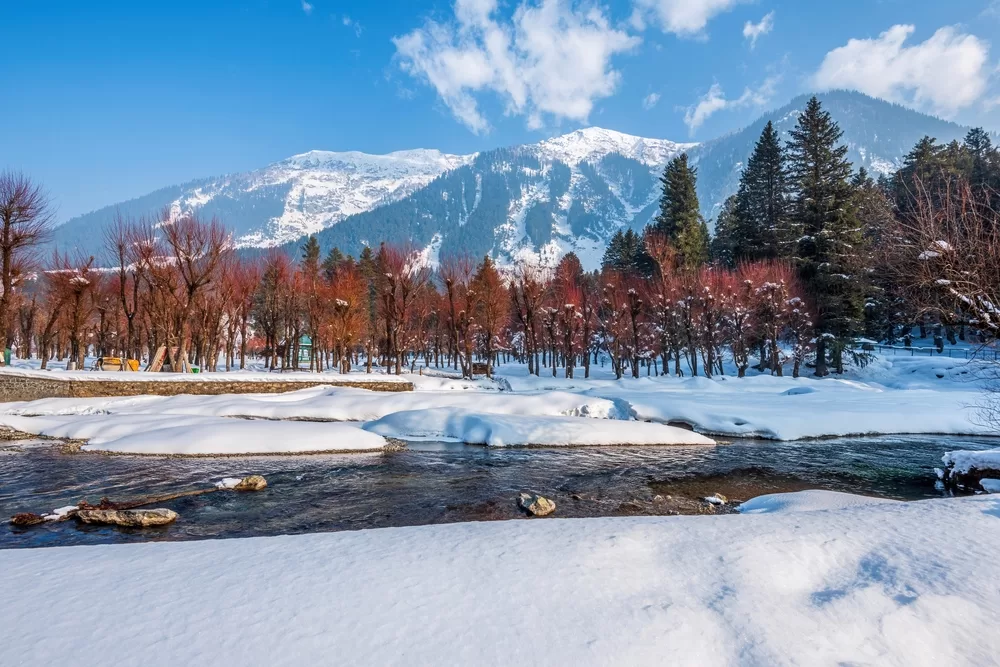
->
2, 434, 996, 549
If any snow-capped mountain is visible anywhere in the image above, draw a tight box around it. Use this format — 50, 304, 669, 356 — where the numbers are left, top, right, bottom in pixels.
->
52, 91, 976, 268
167, 148, 474, 247
533, 127, 694, 167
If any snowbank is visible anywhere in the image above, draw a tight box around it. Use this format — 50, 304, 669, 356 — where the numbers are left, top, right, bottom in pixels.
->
1, 386, 630, 422
0, 414, 386, 455
738, 490, 899, 514
364, 409, 715, 447
942, 448, 1000, 475
586, 374, 988, 440
2, 353, 997, 445
1, 495, 998, 665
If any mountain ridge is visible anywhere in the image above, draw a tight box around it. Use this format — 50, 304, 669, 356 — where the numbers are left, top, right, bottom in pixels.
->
50, 91, 980, 269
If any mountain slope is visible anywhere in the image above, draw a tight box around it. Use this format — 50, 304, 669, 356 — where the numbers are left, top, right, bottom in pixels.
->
51, 91, 979, 267
300, 129, 694, 268
51, 148, 473, 257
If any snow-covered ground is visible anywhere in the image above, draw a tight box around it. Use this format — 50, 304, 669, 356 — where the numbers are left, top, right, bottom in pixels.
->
1, 349, 996, 453
0, 413, 385, 455
364, 408, 714, 447
2, 492, 998, 666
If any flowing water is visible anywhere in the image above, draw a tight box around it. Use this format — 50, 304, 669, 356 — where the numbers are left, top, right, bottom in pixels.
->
1, 434, 996, 550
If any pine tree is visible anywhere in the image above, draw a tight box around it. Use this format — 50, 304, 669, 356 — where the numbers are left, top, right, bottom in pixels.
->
892, 136, 947, 214
710, 195, 738, 268
964, 128, 1000, 208
787, 96, 864, 376
854, 168, 909, 343
732, 121, 789, 262
322, 246, 346, 282
301, 235, 321, 277
651, 154, 708, 269
601, 229, 652, 276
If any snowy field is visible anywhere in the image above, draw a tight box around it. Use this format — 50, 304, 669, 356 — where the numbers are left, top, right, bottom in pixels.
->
2, 492, 998, 666
0, 350, 997, 453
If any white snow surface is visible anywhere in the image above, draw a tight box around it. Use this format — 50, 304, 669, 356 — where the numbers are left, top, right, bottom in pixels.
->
981, 479, 1000, 493
0, 413, 385, 455
942, 448, 1000, 475
2, 494, 999, 666
533, 127, 695, 167
738, 490, 899, 514
364, 408, 714, 447
1, 349, 998, 451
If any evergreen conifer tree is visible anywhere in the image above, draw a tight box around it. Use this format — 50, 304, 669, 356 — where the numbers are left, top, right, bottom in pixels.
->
964, 128, 1000, 207
892, 136, 947, 213
710, 195, 738, 268
301, 235, 321, 276
732, 121, 789, 262
601, 229, 651, 275
322, 246, 346, 282
651, 154, 708, 269
787, 97, 864, 376
853, 169, 908, 343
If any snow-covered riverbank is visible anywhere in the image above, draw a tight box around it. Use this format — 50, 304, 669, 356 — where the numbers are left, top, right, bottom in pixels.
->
0, 352, 995, 454
2, 492, 998, 666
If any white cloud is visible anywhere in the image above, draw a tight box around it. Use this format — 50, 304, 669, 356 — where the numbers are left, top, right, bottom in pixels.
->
342, 15, 363, 37
631, 0, 745, 36
742, 12, 773, 49
683, 77, 778, 133
642, 92, 661, 110
393, 0, 639, 133
301, 1, 313, 16
812, 25, 993, 118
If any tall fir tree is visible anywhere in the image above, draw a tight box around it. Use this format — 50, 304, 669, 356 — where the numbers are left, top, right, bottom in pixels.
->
301, 235, 321, 277
601, 229, 651, 275
786, 96, 865, 376
710, 195, 738, 268
853, 168, 909, 343
651, 154, 708, 269
322, 246, 346, 282
732, 121, 790, 262
963, 128, 1000, 208
892, 136, 947, 214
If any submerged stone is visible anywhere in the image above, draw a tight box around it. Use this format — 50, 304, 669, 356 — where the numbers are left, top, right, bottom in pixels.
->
233, 475, 268, 492
518, 493, 556, 517
76, 508, 178, 527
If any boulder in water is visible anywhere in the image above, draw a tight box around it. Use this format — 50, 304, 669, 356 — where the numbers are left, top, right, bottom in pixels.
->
76, 508, 178, 527
233, 475, 268, 492
518, 493, 556, 517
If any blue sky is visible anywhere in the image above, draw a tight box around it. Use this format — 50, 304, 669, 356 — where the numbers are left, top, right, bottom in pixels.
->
3, 0, 999, 222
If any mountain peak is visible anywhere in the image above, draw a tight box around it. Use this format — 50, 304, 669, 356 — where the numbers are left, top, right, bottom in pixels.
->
534, 126, 696, 167
282, 148, 472, 174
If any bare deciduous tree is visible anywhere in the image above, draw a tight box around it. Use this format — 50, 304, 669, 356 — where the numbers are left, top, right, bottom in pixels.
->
0, 172, 52, 353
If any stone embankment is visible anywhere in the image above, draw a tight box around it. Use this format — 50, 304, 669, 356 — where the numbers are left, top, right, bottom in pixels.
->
0, 369, 412, 402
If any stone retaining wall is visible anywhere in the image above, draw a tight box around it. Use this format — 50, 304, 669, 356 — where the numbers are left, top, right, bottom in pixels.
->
0, 373, 412, 403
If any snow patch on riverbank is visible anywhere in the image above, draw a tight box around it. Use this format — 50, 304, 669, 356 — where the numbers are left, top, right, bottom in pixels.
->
364, 409, 714, 447
738, 489, 900, 514
943, 448, 1000, 475
0, 413, 386, 455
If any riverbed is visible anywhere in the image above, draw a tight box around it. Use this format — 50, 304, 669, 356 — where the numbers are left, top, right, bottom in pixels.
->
2, 435, 996, 549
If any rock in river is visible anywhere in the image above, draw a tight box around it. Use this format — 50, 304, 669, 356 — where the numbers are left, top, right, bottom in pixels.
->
76, 508, 178, 527
518, 493, 556, 517
234, 475, 268, 492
